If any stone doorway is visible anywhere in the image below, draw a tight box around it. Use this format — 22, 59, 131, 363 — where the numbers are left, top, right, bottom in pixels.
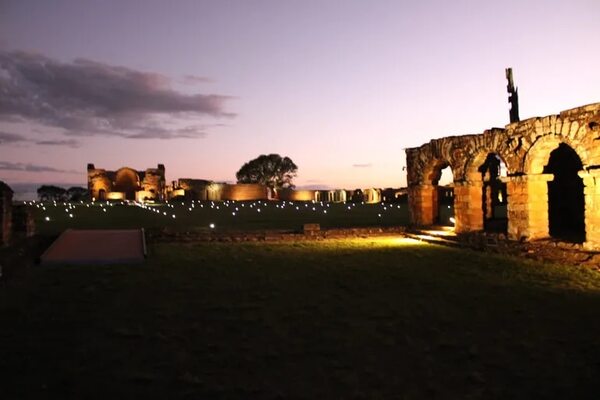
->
434, 164, 454, 225
543, 143, 585, 243
479, 154, 508, 233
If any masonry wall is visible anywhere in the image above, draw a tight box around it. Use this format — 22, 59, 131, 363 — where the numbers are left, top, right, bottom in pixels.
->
405, 102, 600, 249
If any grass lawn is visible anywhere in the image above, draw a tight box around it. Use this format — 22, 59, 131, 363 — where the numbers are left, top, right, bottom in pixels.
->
2, 237, 600, 398
30, 200, 409, 235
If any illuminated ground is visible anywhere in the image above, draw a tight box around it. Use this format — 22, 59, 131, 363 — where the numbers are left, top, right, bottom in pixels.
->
2, 237, 600, 398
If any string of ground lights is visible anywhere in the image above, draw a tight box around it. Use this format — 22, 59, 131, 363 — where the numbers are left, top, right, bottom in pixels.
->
29, 200, 117, 221
29, 199, 406, 228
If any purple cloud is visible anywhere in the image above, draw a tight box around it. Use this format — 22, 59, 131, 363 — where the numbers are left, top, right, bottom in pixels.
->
352, 163, 373, 168
0, 130, 81, 147
0, 161, 79, 173
0, 50, 234, 139
183, 74, 213, 84
35, 139, 80, 148
0, 131, 27, 144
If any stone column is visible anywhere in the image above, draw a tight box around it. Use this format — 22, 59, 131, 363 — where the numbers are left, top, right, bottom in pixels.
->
453, 180, 483, 233
408, 184, 436, 226
579, 170, 600, 250
0, 184, 13, 246
502, 174, 553, 241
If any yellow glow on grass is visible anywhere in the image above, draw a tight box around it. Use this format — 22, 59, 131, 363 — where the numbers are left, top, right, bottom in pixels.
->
354, 236, 427, 247
421, 226, 456, 237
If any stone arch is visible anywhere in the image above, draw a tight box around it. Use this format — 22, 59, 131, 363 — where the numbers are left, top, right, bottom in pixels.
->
89, 176, 111, 201
114, 167, 140, 200
422, 158, 453, 185
464, 152, 509, 233
543, 143, 586, 242
363, 188, 381, 204
407, 156, 456, 226
523, 134, 588, 175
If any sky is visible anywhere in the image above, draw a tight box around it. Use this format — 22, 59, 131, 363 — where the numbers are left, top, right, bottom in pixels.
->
1, 0, 599, 198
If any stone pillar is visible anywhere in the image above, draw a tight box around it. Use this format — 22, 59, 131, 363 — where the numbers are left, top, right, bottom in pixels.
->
0, 182, 13, 246
579, 170, 600, 250
453, 180, 484, 233
12, 205, 36, 239
408, 184, 436, 226
502, 174, 553, 241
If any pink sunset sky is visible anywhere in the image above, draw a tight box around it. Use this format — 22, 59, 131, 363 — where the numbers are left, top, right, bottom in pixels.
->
1, 0, 599, 198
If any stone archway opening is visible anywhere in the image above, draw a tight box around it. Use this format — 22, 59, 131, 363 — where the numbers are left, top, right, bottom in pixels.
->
431, 163, 454, 226
98, 189, 106, 201
543, 143, 585, 243
114, 168, 140, 200
478, 153, 508, 233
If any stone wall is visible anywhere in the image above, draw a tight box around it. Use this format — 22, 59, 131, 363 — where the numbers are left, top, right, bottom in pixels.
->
405, 102, 600, 249
220, 184, 271, 201
177, 179, 212, 200
278, 189, 316, 201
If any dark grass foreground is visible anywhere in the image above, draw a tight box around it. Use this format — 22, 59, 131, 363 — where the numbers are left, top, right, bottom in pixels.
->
2, 238, 600, 398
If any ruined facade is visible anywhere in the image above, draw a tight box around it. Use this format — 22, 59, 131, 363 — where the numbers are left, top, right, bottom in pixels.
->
87, 164, 166, 201
406, 103, 600, 249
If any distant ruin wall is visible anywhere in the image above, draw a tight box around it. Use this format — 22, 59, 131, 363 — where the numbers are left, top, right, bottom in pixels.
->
177, 179, 212, 200
87, 164, 166, 201
278, 189, 315, 201
221, 184, 270, 201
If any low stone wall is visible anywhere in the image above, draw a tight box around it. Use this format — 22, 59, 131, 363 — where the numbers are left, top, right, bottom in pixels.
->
147, 226, 407, 243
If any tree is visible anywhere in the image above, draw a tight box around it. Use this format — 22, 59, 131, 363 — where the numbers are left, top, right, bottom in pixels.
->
236, 154, 298, 189
66, 186, 89, 202
37, 185, 67, 202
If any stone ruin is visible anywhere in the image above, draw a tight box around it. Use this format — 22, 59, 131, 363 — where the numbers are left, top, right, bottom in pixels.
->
87, 164, 167, 202
405, 102, 600, 250
0, 181, 13, 246
0, 181, 35, 247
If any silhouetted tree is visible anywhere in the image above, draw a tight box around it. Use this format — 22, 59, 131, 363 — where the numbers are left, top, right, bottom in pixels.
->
236, 154, 298, 189
37, 185, 67, 202
67, 186, 89, 201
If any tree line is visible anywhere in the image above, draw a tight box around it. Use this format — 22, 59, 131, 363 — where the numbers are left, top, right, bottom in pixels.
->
37, 185, 89, 202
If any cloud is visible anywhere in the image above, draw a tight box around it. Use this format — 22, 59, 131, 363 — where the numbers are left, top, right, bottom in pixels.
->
0, 161, 78, 174
182, 74, 213, 84
35, 139, 80, 148
0, 130, 81, 147
352, 163, 373, 168
0, 131, 28, 144
0, 50, 234, 139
